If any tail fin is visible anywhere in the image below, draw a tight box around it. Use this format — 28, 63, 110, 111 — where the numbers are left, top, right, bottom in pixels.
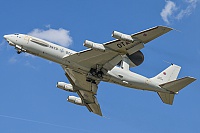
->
158, 77, 196, 105
151, 64, 181, 84
152, 64, 196, 105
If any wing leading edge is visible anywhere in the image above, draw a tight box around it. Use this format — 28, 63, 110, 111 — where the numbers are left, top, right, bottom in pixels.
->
63, 26, 172, 73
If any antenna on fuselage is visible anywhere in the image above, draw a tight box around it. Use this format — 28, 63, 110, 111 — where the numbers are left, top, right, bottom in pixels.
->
163, 60, 174, 65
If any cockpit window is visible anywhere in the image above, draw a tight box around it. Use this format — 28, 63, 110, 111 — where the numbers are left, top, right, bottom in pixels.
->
14, 33, 19, 35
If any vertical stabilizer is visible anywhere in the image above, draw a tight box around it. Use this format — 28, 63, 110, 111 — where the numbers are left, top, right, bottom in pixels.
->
151, 64, 181, 84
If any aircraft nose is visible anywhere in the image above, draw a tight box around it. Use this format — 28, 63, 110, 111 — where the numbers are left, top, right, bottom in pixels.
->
3, 35, 8, 39
3, 34, 15, 46
3, 35, 11, 41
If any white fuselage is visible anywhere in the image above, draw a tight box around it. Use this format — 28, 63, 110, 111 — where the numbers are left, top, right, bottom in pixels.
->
4, 34, 169, 93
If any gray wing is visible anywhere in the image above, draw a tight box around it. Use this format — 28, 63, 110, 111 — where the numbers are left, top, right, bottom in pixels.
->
63, 66, 102, 116
63, 26, 172, 72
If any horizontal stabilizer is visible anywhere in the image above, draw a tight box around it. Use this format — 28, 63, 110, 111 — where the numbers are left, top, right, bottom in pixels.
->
157, 92, 174, 105
159, 77, 196, 93
158, 77, 196, 105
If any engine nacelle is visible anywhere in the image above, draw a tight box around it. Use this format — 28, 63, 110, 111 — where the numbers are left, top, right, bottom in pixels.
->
83, 40, 105, 52
56, 82, 75, 92
67, 96, 84, 106
112, 31, 135, 43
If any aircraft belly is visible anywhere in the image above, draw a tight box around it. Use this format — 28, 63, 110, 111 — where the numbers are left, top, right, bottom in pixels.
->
107, 70, 163, 92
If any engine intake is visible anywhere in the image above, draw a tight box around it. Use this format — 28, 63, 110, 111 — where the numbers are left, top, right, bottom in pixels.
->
56, 82, 75, 92
83, 40, 105, 52
112, 31, 135, 43
67, 96, 84, 106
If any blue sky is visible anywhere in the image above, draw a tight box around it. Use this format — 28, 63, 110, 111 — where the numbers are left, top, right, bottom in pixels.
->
0, 0, 200, 132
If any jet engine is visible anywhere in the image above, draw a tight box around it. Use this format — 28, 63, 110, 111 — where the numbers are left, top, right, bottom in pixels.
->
127, 50, 144, 66
83, 40, 105, 52
112, 31, 136, 42
67, 96, 84, 106
56, 82, 75, 92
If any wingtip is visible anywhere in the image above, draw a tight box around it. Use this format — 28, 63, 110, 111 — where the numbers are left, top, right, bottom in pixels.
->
188, 77, 197, 81
160, 26, 181, 32
182, 76, 197, 83
157, 25, 173, 31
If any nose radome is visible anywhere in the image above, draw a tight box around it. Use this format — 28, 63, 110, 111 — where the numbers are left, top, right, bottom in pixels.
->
3, 34, 15, 46
3, 35, 8, 39
3, 35, 11, 40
